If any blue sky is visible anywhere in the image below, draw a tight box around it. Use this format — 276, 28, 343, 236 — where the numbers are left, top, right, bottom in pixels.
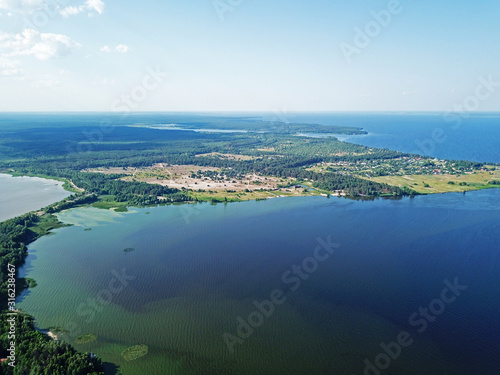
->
1, 0, 499, 112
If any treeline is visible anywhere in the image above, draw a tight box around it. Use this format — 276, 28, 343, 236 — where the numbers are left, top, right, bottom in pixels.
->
46, 194, 98, 213
70, 172, 191, 204
313, 176, 413, 197
0, 213, 72, 303
0, 125, 418, 198
0, 314, 104, 375
70, 173, 188, 202
0, 214, 34, 302
0, 214, 106, 374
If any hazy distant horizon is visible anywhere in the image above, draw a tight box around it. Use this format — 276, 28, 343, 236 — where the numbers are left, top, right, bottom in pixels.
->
1, 1, 500, 112
2, 111, 500, 115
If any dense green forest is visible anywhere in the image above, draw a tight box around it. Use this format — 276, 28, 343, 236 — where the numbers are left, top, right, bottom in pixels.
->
0, 314, 104, 374
0, 213, 105, 374
0, 123, 413, 199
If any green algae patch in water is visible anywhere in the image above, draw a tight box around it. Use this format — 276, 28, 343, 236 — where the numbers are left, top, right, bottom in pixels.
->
76, 334, 98, 345
19, 278, 37, 288
121, 345, 149, 361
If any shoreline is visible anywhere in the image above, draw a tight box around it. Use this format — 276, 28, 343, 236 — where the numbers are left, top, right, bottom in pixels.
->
2, 171, 500, 226
0, 171, 81, 194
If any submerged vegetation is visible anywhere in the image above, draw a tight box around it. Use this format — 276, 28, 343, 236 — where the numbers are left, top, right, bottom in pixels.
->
121, 345, 149, 361
75, 334, 98, 345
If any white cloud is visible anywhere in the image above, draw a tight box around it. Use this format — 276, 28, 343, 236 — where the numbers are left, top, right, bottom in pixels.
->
59, 5, 80, 17
0, 29, 81, 60
60, 0, 104, 17
0, 0, 45, 13
115, 44, 129, 53
85, 0, 104, 14
0, 57, 22, 76
100, 44, 129, 53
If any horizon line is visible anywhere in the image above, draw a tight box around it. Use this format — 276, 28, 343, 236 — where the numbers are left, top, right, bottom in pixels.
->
1, 110, 500, 115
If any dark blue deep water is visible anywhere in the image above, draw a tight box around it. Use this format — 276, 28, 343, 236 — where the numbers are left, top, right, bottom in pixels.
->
286, 112, 500, 163
18, 191, 500, 375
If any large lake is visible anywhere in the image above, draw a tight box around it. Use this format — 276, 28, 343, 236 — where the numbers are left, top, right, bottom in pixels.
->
0, 174, 71, 222
266, 112, 500, 163
18, 190, 500, 374
9, 112, 500, 374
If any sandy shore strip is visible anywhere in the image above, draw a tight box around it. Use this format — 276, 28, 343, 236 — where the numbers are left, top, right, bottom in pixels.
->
47, 331, 59, 341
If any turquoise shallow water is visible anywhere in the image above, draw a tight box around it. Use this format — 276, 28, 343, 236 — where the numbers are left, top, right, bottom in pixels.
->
0, 173, 71, 222
17, 190, 500, 374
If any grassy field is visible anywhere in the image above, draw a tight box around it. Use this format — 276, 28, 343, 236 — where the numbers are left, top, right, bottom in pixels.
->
368, 169, 500, 194
91, 198, 129, 211
31, 213, 70, 236
189, 185, 324, 202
